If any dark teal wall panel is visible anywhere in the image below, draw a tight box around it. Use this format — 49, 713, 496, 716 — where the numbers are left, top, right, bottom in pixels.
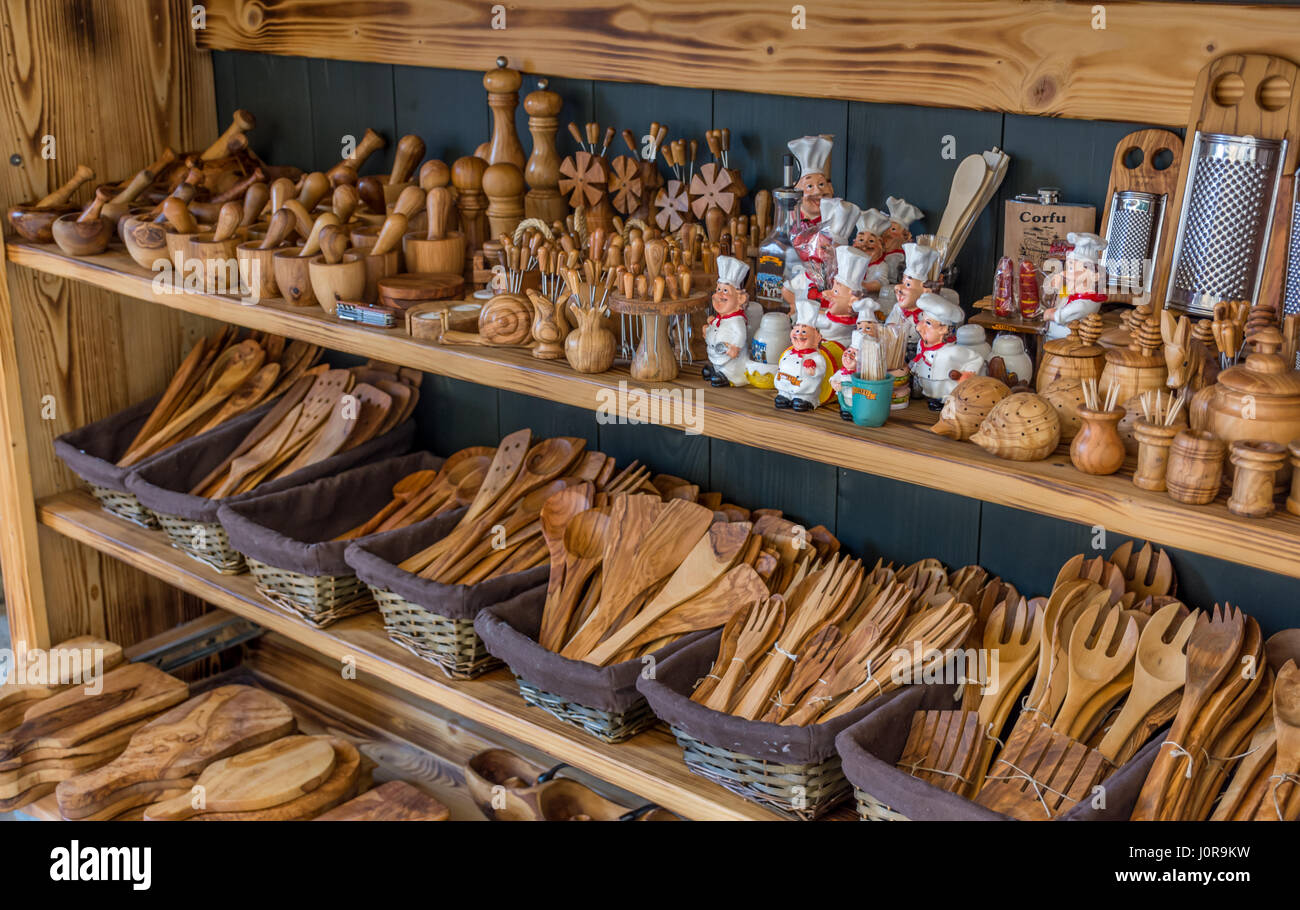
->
838, 469, 981, 571
708, 439, 836, 530
307, 59, 396, 176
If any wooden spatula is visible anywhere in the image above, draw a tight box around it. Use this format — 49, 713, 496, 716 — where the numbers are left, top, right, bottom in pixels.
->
236, 369, 353, 489
538, 509, 609, 651
119, 338, 209, 461
192, 362, 281, 435
208, 403, 301, 500
935, 154, 988, 247
615, 563, 769, 661
274, 398, 360, 480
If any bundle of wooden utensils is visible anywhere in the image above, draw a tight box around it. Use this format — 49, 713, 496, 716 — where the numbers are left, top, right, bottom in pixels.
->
187, 361, 418, 499
116, 328, 323, 467
0, 644, 188, 812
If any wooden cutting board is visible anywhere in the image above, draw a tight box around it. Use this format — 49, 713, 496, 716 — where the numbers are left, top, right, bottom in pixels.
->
315, 780, 450, 821
0, 717, 147, 773
0, 749, 127, 800
189, 738, 362, 821
0, 637, 125, 731
0, 664, 188, 763
56, 685, 296, 820
142, 734, 336, 821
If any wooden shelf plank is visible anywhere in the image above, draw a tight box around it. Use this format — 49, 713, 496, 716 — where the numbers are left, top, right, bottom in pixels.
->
36, 489, 779, 821
10, 240, 1300, 580
193, 0, 1300, 126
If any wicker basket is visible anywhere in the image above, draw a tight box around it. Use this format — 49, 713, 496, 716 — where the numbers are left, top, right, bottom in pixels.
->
156, 513, 246, 574
369, 586, 500, 680
854, 787, 912, 821
671, 727, 850, 820
88, 484, 158, 529
247, 556, 374, 628
517, 677, 658, 744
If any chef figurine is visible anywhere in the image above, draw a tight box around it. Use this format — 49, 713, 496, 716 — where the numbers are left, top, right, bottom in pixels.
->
787, 135, 834, 234
831, 307, 882, 421
885, 242, 942, 360
1042, 232, 1107, 340
910, 292, 985, 407
775, 297, 838, 412
883, 196, 924, 283
853, 209, 893, 298
786, 197, 861, 306
703, 255, 752, 388
816, 245, 872, 350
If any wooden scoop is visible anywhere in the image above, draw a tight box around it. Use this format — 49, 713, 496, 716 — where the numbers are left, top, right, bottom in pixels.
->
538, 509, 609, 652
143, 734, 335, 821
34, 164, 95, 209
1097, 602, 1195, 762
540, 483, 596, 606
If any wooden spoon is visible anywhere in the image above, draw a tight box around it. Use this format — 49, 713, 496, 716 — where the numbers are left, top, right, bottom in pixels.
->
239, 368, 353, 486
209, 403, 302, 499
1255, 661, 1300, 820
539, 510, 609, 651
335, 470, 437, 541
192, 362, 281, 435
378, 450, 492, 532
118, 339, 209, 462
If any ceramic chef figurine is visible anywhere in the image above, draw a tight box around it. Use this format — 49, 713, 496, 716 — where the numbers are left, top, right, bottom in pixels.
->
787, 135, 834, 234
910, 292, 985, 406
885, 242, 942, 359
883, 196, 923, 283
775, 298, 836, 412
816, 245, 872, 349
1042, 231, 1107, 340
703, 255, 752, 388
853, 209, 893, 298
831, 306, 882, 421
787, 197, 860, 306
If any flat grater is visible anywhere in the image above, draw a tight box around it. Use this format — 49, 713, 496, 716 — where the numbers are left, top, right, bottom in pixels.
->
1102, 190, 1165, 293
1282, 176, 1300, 317
1165, 132, 1286, 317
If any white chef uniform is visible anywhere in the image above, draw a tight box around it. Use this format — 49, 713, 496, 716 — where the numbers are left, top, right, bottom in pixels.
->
884, 196, 924, 283
776, 298, 830, 407
788, 136, 834, 233
885, 242, 942, 356
1045, 232, 1108, 340
706, 257, 752, 386
909, 293, 985, 401
816, 245, 870, 348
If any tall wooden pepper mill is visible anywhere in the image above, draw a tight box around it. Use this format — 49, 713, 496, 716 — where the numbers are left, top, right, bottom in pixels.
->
452, 156, 489, 256
523, 77, 568, 224
484, 57, 526, 170
483, 162, 525, 240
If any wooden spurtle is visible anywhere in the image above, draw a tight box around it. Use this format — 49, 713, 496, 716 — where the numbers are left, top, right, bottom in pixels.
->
143, 734, 336, 821
376, 448, 493, 533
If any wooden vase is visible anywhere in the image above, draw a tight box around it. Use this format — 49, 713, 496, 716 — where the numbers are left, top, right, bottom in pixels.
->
1070, 406, 1127, 475
1132, 418, 1181, 492
564, 305, 616, 374
1165, 429, 1226, 505
525, 290, 568, 360
1227, 440, 1287, 518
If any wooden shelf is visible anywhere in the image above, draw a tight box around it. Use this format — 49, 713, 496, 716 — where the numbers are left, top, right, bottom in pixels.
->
193, 0, 1300, 126
11, 239, 1300, 580
36, 489, 779, 821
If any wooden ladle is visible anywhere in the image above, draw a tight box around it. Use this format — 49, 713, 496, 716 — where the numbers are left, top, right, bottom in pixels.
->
335, 470, 438, 540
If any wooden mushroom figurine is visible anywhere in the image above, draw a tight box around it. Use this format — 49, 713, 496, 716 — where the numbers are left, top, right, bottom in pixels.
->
51, 186, 114, 256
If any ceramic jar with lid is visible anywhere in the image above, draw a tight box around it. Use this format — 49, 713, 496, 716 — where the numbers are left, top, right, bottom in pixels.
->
955, 324, 991, 362
749, 311, 791, 366
990, 334, 1033, 386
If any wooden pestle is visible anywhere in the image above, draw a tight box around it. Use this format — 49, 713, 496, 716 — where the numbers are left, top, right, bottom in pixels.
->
211, 167, 266, 204
258, 209, 296, 250
268, 177, 297, 215
356, 176, 386, 214
452, 156, 488, 251
77, 187, 111, 223
326, 163, 358, 187
149, 170, 202, 223
370, 213, 407, 256
298, 212, 341, 258
110, 156, 169, 206
213, 202, 242, 242
333, 127, 386, 172
392, 185, 426, 219
162, 197, 198, 234
419, 160, 450, 191
389, 134, 426, 185
35, 164, 95, 208
333, 184, 360, 223
201, 110, 256, 161
295, 172, 330, 212
318, 224, 349, 265
281, 199, 316, 242
426, 186, 451, 240
239, 182, 269, 228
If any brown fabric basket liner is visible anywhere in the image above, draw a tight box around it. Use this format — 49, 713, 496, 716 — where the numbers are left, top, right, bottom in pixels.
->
124, 411, 415, 524
216, 451, 444, 577
54, 394, 202, 493
342, 509, 548, 621
635, 630, 889, 766
833, 683, 1165, 821
475, 593, 711, 716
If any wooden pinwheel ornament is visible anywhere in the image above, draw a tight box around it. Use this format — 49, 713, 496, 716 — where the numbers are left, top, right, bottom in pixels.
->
689, 162, 743, 218
654, 179, 693, 232
608, 155, 643, 215
558, 151, 608, 208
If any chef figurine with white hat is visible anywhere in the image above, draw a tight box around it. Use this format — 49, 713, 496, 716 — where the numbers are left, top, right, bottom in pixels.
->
1042, 231, 1108, 340
885, 242, 943, 359
787, 135, 835, 234
786, 197, 861, 307
815, 245, 872, 350
830, 305, 884, 421
703, 255, 752, 388
853, 209, 893, 298
775, 297, 838, 412
910, 292, 985, 406
883, 196, 924, 283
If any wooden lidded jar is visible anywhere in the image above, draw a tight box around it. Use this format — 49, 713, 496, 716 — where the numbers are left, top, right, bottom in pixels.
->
1099, 305, 1167, 404
1165, 429, 1225, 505
1227, 440, 1287, 518
1036, 313, 1106, 391
1198, 326, 1300, 493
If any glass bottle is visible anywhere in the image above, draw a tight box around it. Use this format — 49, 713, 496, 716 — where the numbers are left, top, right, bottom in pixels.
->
755, 154, 801, 311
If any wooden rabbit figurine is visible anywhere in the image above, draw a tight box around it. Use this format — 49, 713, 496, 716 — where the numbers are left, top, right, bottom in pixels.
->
1160, 309, 1210, 394
526, 289, 569, 360
565, 302, 615, 373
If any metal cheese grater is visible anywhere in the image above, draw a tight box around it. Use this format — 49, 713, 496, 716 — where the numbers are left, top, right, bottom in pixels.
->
1166, 132, 1286, 316
1282, 177, 1300, 317
1101, 190, 1165, 293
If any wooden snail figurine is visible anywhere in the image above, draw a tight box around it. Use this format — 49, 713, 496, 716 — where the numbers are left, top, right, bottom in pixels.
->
404, 186, 465, 274
307, 221, 364, 315
51, 185, 114, 257
237, 206, 295, 300
476, 288, 533, 347
8, 163, 95, 242
970, 392, 1061, 462
525, 288, 569, 361
931, 376, 1011, 441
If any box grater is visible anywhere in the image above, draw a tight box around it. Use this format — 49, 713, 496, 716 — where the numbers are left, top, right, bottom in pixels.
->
1166, 132, 1286, 316
1102, 190, 1165, 293
1283, 177, 1300, 318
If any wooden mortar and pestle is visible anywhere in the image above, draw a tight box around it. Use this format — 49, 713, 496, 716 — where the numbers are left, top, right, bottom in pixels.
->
295, 171, 332, 214
357, 212, 408, 302
200, 109, 256, 162
353, 185, 423, 250
120, 164, 198, 269
381, 134, 426, 206
413, 158, 451, 234
161, 196, 208, 264
326, 127, 386, 187
403, 186, 464, 273
51, 186, 114, 256
236, 207, 295, 300
273, 209, 340, 307
187, 201, 244, 290
308, 223, 366, 315
102, 148, 178, 231
7, 164, 95, 242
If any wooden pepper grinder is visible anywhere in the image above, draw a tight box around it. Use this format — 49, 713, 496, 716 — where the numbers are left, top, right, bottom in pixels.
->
484, 57, 526, 170
523, 77, 568, 224
1227, 440, 1287, 517
1286, 441, 1300, 516
483, 162, 525, 240
452, 156, 489, 258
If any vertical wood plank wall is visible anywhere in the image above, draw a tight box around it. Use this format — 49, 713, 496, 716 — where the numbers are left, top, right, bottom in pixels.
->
215, 52, 1293, 629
